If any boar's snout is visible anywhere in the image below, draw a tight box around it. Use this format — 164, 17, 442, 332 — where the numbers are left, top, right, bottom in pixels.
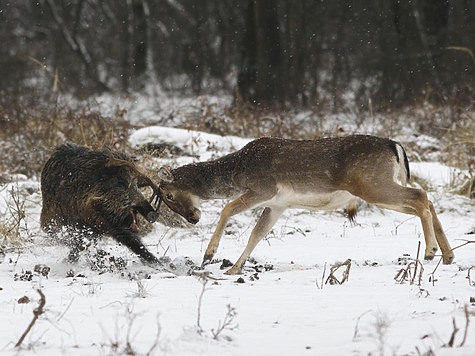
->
146, 211, 159, 223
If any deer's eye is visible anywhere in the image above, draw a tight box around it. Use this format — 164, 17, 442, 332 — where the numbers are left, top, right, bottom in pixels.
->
166, 193, 174, 201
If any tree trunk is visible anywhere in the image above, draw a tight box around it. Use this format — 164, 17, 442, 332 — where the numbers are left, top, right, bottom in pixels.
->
237, 0, 284, 108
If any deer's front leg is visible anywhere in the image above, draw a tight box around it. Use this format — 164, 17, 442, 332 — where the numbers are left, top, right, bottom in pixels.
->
225, 207, 284, 275
202, 190, 273, 266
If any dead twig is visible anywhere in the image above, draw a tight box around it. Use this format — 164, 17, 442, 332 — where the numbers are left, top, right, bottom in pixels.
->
468, 266, 475, 286
193, 271, 238, 339
325, 259, 351, 285
394, 261, 424, 285
451, 239, 475, 252
445, 46, 475, 63
394, 242, 424, 285
444, 317, 459, 348
211, 304, 238, 340
459, 304, 471, 347
393, 216, 416, 236
15, 289, 46, 348
412, 241, 422, 284
439, 305, 474, 348
352, 310, 372, 341
191, 270, 225, 281
428, 258, 443, 286
429, 240, 475, 286
195, 272, 210, 335
315, 262, 327, 290
56, 298, 74, 322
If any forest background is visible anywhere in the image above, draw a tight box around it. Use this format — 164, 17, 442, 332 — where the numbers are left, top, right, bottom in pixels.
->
0, 0, 473, 177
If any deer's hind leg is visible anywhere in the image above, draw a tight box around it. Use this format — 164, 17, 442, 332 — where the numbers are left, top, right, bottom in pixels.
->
428, 201, 454, 264
202, 189, 276, 266
353, 184, 453, 263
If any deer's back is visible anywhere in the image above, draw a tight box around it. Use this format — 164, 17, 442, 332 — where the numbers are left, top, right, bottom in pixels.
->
233, 135, 403, 194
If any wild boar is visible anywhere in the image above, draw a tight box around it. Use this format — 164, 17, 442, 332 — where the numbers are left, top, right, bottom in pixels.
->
40, 142, 162, 266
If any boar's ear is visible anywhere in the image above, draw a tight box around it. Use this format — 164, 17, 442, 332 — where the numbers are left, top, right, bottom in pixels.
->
105, 156, 131, 169
158, 166, 174, 183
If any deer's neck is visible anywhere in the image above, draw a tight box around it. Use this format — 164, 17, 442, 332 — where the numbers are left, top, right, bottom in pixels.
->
172, 153, 242, 199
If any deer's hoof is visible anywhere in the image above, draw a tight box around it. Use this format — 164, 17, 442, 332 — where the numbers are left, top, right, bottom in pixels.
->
423, 254, 435, 261
201, 256, 213, 268
442, 253, 455, 265
224, 266, 243, 275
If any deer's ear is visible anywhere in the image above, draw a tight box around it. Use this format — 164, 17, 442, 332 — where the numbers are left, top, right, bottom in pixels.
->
158, 166, 174, 183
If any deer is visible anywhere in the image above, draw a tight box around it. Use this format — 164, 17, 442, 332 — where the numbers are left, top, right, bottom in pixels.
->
156, 135, 454, 275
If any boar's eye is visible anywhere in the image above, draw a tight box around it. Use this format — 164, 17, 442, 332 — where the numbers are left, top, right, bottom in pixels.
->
166, 193, 174, 201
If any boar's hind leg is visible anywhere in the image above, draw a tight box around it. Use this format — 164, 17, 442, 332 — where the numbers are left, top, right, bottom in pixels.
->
112, 230, 160, 266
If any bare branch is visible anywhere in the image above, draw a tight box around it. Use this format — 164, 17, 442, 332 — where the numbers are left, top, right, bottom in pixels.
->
429, 240, 475, 286
468, 266, 475, 287
445, 46, 475, 63
45, 0, 109, 91
195, 273, 209, 335
444, 317, 459, 348
15, 289, 46, 348
352, 310, 372, 341
211, 304, 238, 340
315, 262, 327, 290
458, 304, 471, 347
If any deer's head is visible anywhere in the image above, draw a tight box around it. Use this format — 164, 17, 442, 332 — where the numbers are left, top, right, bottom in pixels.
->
157, 167, 202, 224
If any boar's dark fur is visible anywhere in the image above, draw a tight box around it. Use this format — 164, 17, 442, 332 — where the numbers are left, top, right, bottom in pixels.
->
40, 142, 161, 266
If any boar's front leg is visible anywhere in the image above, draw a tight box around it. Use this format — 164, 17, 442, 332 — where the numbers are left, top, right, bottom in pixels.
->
67, 233, 97, 263
112, 229, 161, 266
44, 225, 97, 263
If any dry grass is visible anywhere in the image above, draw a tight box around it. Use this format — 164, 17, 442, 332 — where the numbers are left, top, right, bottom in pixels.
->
0, 90, 472, 188
179, 97, 321, 140
0, 183, 29, 246
0, 96, 133, 178
440, 118, 474, 198
442, 121, 474, 169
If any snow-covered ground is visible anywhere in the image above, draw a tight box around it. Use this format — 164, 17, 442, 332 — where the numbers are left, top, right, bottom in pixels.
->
1, 126, 474, 356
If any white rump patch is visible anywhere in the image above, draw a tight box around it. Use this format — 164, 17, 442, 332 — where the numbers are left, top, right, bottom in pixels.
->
394, 144, 408, 186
